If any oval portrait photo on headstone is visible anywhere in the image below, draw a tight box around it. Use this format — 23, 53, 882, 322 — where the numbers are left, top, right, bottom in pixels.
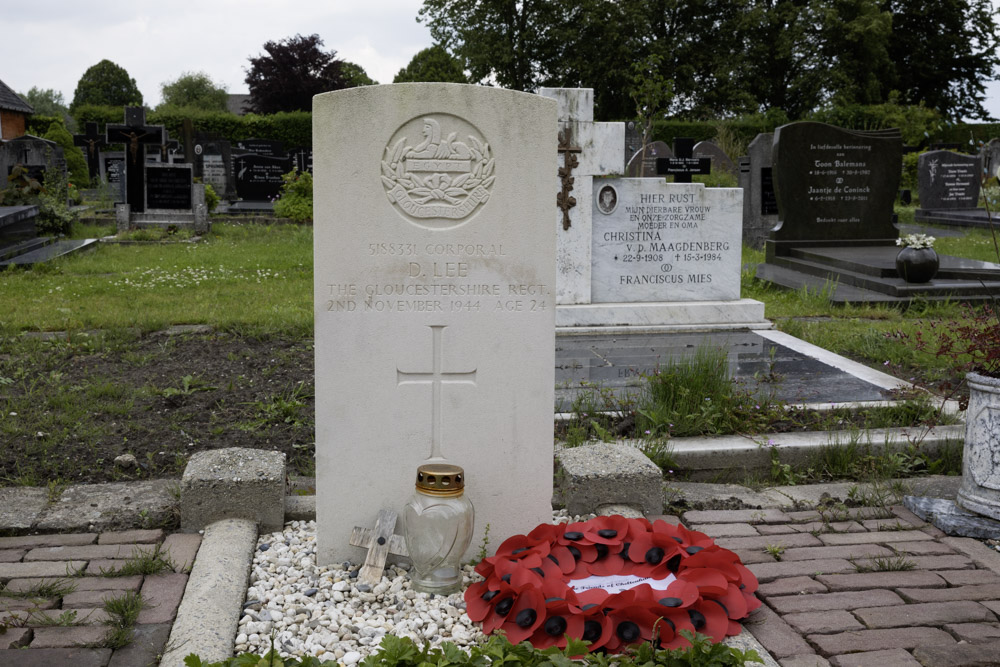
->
380, 114, 495, 229
596, 183, 618, 215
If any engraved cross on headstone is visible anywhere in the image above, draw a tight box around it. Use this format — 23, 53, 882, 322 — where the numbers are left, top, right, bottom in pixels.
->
73, 122, 107, 183
557, 128, 582, 230
397, 325, 477, 460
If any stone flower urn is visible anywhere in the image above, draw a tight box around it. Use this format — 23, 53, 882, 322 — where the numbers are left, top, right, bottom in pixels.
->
895, 246, 939, 283
957, 372, 1000, 520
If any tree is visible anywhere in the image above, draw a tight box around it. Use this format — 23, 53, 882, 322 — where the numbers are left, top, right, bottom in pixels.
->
418, 0, 564, 91
244, 34, 348, 113
159, 71, 228, 111
20, 87, 67, 117
394, 45, 467, 83
821, 0, 894, 107
342, 62, 378, 87
71, 59, 143, 112
883, 0, 1000, 120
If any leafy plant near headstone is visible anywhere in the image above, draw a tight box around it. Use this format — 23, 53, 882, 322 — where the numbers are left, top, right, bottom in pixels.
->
272, 170, 313, 222
183, 632, 760, 667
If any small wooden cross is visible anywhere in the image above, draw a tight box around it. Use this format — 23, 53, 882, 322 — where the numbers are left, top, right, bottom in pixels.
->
350, 509, 409, 586
557, 128, 582, 230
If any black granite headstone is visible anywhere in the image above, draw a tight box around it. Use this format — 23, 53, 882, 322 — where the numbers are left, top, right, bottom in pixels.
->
771, 122, 902, 243
760, 168, 778, 215
234, 153, 292, 201
145, 165, 192, 210
289, 147, 313, 174
233, 139, 286, 158
917, 150, 981, 209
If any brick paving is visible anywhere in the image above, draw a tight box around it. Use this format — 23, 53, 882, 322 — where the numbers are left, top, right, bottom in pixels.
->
0, 529, 200, 667
682, 504, 1000, 666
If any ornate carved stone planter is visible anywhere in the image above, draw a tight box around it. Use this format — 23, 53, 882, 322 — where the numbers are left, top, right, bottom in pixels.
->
957, 372, 1000, 520
895, 246, 939, 283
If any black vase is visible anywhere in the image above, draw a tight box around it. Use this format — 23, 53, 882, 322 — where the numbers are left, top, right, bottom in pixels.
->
896, 246, 939, 283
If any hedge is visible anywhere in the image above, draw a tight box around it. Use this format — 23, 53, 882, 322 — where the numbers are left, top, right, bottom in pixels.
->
67, 103, 1000, 159
72, 105, 311, 149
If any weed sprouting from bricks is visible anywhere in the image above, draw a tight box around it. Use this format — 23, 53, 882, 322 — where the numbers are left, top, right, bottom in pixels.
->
98, 546, 176, 577
851, 554, 916, 573
100, 590, 144, 650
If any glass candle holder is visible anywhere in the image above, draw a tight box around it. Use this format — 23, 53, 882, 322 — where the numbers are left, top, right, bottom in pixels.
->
403, 463, 475, 594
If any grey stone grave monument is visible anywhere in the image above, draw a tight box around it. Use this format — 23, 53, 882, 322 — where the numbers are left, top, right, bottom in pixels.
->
737, 133, 779, 250
694, 140, 737, 177
915, 150, 992, 229
626, 140, 672, 177
99, 151, 126, 202
314, 83, 556, 564
0, 135, 66, 185
755, 122, 1000, 302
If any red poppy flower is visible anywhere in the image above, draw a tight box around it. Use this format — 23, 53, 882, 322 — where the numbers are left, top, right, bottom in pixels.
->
603, 605, 665, 653
527, 591, 584, 649
685, 596, 731, 642
495, 585, 546, 644
575, 598, 614, 652
627, 529, 684, 578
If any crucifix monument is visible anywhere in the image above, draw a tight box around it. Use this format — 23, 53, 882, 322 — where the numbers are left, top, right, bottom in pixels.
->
314, 84, 557, 565
73, 122, 107, 183
105, 107, 164, 213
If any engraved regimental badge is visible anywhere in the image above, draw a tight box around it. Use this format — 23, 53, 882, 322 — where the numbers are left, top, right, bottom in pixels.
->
381, 115, 495, 228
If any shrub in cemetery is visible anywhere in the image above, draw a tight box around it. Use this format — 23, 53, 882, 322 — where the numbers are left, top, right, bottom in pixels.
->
36, 159, 78, 236
203, 183, 220, 212
0, 165, 43, 206
42, 119, 90, 187
273, 170, 313, 222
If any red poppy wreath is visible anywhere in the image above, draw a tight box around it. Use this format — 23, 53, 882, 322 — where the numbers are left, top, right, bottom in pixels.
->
464, 515, 761, 653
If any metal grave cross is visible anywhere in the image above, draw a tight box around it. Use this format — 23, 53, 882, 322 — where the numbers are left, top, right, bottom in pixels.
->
105, 107, 165, 212
656, 137, 711, 184
350, 509, 408, 585
397, 325, 477, 460
73, 122, 107, 183
556, 128, 582, 230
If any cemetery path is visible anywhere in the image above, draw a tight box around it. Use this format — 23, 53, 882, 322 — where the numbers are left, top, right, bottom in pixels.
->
1, 331, 315, 485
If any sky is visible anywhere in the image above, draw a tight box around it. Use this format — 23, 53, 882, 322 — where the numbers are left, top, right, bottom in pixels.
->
2, 1, 1000, 120
1, 0, 434, 107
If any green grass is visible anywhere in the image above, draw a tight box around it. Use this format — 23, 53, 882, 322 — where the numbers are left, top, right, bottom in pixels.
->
0, 223, 313, 336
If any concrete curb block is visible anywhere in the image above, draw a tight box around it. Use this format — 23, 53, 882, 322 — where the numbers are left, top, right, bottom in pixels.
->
158, 519, 257, 667
725, 627, 780, 667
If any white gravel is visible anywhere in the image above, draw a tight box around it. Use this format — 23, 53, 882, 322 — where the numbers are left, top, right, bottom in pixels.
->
238, 511, 584, 661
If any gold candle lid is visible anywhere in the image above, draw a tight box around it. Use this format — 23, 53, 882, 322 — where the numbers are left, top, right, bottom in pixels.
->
415, 463, 465, 496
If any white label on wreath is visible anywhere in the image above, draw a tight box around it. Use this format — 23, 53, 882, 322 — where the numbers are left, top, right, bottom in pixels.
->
568, 573, 677, 595
381, 114, 495, 229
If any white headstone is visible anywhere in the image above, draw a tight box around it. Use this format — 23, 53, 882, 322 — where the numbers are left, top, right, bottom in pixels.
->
591, 179, 742, 303
313, 84, 557, 564
538, 88, 624, 305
